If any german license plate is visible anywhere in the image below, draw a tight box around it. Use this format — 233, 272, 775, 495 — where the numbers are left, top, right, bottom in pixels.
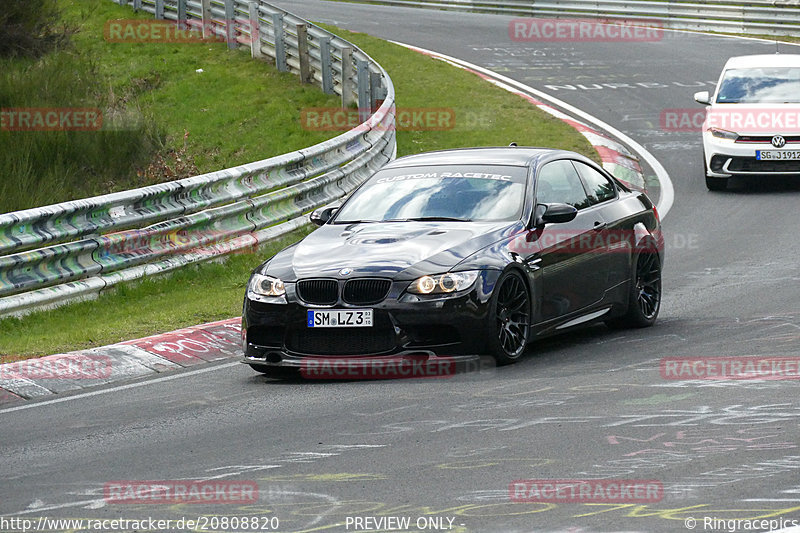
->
307, 309, 373, 328
756, 150, 800, 160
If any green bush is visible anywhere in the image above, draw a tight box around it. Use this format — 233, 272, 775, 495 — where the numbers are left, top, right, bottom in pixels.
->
0, 51, 164, 212
0, 0, 71, 58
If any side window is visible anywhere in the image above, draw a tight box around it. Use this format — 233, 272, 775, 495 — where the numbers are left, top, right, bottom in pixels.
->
536, 160, 591, 210
573, 161, 617, 205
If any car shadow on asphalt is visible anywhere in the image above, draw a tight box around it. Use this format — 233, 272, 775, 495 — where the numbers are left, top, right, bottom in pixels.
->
244, 322, 650, 384
722, 176, 800, 193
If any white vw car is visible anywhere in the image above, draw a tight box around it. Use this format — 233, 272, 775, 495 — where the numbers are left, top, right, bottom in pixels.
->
694, 54, 800, 191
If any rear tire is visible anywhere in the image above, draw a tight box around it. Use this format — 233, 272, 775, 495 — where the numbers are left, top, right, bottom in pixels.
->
487, 271, 531, 365
606, 244, 661, 329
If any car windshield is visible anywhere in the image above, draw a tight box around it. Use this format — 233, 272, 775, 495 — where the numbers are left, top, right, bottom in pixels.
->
334, 164, 528, 223
716, 67, 800, 103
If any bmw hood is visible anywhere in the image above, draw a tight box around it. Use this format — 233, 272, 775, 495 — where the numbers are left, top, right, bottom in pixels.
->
265, 221, 518, 280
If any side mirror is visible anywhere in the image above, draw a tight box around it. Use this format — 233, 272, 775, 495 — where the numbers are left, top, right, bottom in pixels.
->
534, 203, 578, 226
310, 205, 339, 226
694, 91, 711, 105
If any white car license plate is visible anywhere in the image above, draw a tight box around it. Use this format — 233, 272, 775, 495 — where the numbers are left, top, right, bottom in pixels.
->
756, 150, 800, 161
307, 309, 373, 328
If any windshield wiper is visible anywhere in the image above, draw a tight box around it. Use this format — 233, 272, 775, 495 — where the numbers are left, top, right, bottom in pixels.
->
384, 216, 472, 222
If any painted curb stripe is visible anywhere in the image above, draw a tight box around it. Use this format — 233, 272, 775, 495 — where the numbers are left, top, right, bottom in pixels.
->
122, 317, 241, 364
0, 387, 23, 404
0, 318, 241, 403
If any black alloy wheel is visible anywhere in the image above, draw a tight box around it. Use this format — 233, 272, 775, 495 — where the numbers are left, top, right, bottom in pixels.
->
488, 271, 531, 365
607, 244, 662, 328
634, 249, 661, 321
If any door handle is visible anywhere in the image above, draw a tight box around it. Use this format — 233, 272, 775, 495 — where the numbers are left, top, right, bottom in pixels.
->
593, 221, 607, 231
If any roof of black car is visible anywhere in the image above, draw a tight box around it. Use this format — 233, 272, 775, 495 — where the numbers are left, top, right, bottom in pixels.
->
384, 147, 577, 168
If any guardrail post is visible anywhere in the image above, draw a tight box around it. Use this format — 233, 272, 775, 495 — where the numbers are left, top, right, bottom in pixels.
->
201, 0, 212, 39
155, 0, 165, 19
320, 37, 334, 94
133, 0, 141, 11
272, 14, 288, 71
177, 0, 186, 27
248, 2, 262, 58
736, 3, 747, 33
296, 24, 311, 84
340, 47, 355, 108
370, 71, 385, 112
224, 0, 236, 49
357, 59, 371, 122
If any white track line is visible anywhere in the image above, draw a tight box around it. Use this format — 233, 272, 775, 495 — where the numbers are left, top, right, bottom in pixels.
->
390, 41, 675, 218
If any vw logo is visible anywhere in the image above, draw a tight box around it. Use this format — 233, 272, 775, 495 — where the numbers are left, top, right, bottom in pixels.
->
338, 268, 353, 276
771, 135, 786, 148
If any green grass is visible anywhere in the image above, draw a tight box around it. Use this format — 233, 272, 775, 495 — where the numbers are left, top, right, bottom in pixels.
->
0, 18, 596, 360
63, 0, 343, 173
0, 49, 163, 211
0, 0, 342, 212
743, 34, 800, 45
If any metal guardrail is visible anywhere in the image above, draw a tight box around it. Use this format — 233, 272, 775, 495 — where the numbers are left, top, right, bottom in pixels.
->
0, 0, 396, 317
364, 0, 800, 36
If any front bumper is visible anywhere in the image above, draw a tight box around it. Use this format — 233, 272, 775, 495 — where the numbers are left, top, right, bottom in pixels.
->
703, 134, 800, 178
242, 274, 499, 367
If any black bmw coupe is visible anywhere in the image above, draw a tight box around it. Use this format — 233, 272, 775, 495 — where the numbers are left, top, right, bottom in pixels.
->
242, 147, 663, 375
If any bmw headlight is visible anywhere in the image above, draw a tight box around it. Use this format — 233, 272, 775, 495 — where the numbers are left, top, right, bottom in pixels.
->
247, 273, 286, 300
710, 128, 738, 140
408, 271, 480, 295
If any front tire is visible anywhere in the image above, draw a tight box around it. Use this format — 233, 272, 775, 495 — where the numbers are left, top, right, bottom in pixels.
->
706, 175, 728, 191
487, 270, 531, 365
703, 152, 728, 191
607, 244, 661, 329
